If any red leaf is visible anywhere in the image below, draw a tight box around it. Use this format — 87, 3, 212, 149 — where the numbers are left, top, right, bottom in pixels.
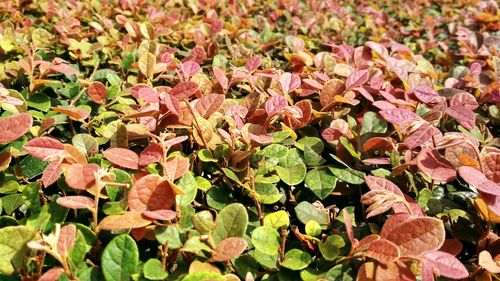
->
56, 196, 95, 209
170, 81, 199, 100
41, 159, 63, 187
65, 163, 99, 190
412, 86, 440, 104
98, 211, 152, 231
265, 95, 288, 116
164, 135, 189, 148
39, 267, 64, 281
137, 87, 159, 103
417, 148, 456, 182
279, 72, 301, 94
445, 105, 476, 130
380, 213, 412, 238
365, 176, 403, 196
483, 153, 500, 183
24, 137, 65, 161
139, 143, 163, 166
103, 148, 139, 169
142, 209, 177, 221
213, 67, 229, 90
404, 122, 435, 149
210, 237, 248, 262
320, 79, 345, 107
379, 108, 420, 126
364, 238, 400, 264
0, 113, 33, 143
128, 174, 175, 212
181, 60, 201, 78
439, 239, 463, 256
164, 156, 190, 181
357, 261, 416, 281
385, 217, 445, 256
450, 92, 479, 110
161, 93, 180, 116
361, 190, 404, 218
343, 209, 357, 246
346, 69, 369, 90
87, 81, 107, 104
57, 224, 77, 256
195, 94, 225, 118
458, 166, 500, 196
422, 250, 469, 279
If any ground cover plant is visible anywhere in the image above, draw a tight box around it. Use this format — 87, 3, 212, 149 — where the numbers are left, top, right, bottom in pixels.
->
0, 0, 499, 280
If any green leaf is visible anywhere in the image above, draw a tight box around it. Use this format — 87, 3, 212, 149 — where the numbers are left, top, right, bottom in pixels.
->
328, 167, 365, 185
143, 259, 168, 280
303, 145, 326, 166
195, 176, 212, 192
275, 164, 306, 185
279, 148, 305, 168
254, 183, 282, 204
68, 224, 96, 267
338, 137, 360, 160
206, 186, 234, 210
182, 236, 212, 255
72, 134, 98, 156
281, 249, 312, 270
19, 155, 47, 179
191, 211, 215, 234
304, 169, 337, 199
264, 210, 290, 229
22, 183, 40, 213
101, 235, 139, 281
0, 226, 34, 275
212, 203, 248, 244
181, 271, 223, 281
260, 144, 288, 159
176, 172, 197, 205
319, 235, 345, 261
155, 226, 183, 249
251, 226, 281, 255
305, 220, 322, 237
253, 249, 278, 270
325, 264, 354, 281
360, 111, 387, 135
297, 137, 324, 153
28, 93, 51, 112
1, 194, 23, 215
294, 202, 329, 225
197, 149, 218, 162
222, 168, 242, 185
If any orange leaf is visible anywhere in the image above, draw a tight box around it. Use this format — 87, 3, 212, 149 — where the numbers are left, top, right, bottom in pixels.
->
0, 113, 33, 144
103, 148, 139, 169
99, 211, 152, 231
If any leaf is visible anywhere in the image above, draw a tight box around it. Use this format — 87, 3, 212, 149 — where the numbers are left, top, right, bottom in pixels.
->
0, 226, 34, 275
213, 67, 229, 90
360, 111, 387, 135
345, 69, 369, 90
319, 235, 345, 261
280, 72, 301, 93
65, 163, 99, 190
379, 108, 420, 126
364, 238, 400, 263
182, 60, 201, 78
56, 196, 95, 209
422, 250, 469, 279
445, 105, 476, 130
265, 95, 288, 116
24, 137, 65, 161
413, 86, 440, 104
458, 166, 500, 196
170, 81, 198, 100
251, 226, 281, 255
281, 249, 312, 270
365, 176, 403, 196
328, 167, 365, 184
38, 267, 63, 281
275, 164, 306, 185
164, 155, 190, 181
72, 133, 98, 156
385, 217, 445, 256
103, 148, 139, 169
102, 235, 139, 281
195, 94, 225, 118
361, 190, 404, 218
212, 203, 248, 244
450, 92, 479, 110
138, 52, 156, 78
320, 79, 345, 107
98, 211, 152, 231
57, 224, 77, 256
87, 81, 107, 104
263, 210, 290, 229
142, 209, 177, 221
483, 153, 500, 183
404, 122, 435, 149
41, 159, 62, 187
128, 174, 175, 211
416, 148, 456, 182
246, 55, 261, 72
478, 251, 500, 274
304, 169, 337, 199
0, 113, 32, 144
211, 237, 247, 262
142, 259, 168, 280
357, 261, 416, 281
294, 201, 329, 225
139, 143, 163, 166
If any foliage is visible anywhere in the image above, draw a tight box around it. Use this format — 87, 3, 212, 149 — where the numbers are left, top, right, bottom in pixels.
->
0, 0, 499, 280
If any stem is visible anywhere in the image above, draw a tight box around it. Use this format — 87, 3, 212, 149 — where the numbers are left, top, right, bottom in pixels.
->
279, 227, 287, 262
249, 178, 264, 226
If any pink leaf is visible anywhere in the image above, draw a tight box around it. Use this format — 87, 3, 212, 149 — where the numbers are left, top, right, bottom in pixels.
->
422, 250, 469, 279
65, 163, 99, 190
482, 153, 500, 183
139, 143, 163, 166
142, 209, 177, 221
364, 238, 400, 264
39, 267, 64, 281
24, 137, 65, 161
479, 251, 500, 274
417, 148, 456, 182
458, 166, 500, 196
211, 237, 248, 262
87, 81, 107, 104
365, 175, 403, 196
170, 81, 199, 100
379, 108, 420, 126
56, 196, 95, 209
413, 86, 440, 104
181, 60, 201, 78
265, 95, 288, 116
128, 174, 175, 212
346, 69, 369, 90
357, 261, 416, 281
164, 156, 190, 181
195, 94, 225, 118
246, 56, 262, 72
445, 105, 476, 130
404, 122, 435, 149
280, 72, 301, 94
57, 224, 77, 256
450, 92, 479, 110
137, 87, 159, 103
163, 135, 189, 148
213, 67, 229, 90
0, 113, 33, 143
103, 148, 139, 169
41, 158, 63, 187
